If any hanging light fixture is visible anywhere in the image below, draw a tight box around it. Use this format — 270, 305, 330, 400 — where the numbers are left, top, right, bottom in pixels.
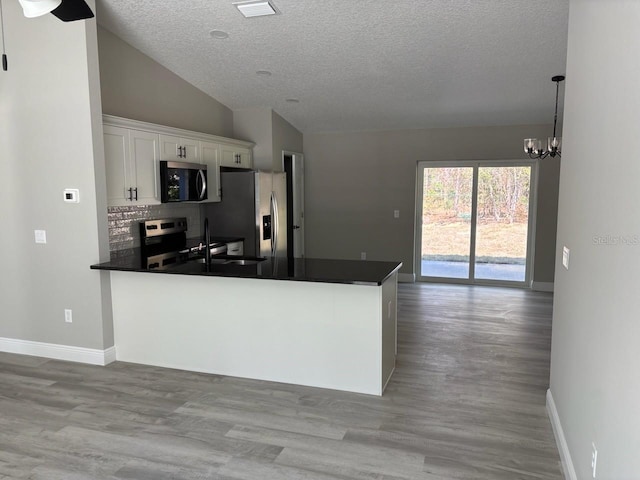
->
524, 75, 565, 159
18, 0, 94, 21
18, 0, 62, 18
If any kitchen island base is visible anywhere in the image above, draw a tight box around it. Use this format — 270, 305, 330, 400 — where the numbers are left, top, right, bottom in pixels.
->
110, 271, 397, 395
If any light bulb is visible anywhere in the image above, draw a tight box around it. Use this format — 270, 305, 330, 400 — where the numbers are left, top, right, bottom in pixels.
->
524, 138, 537, 154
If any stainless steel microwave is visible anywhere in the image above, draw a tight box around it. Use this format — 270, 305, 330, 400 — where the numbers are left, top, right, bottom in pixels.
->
159, 161, 207, 203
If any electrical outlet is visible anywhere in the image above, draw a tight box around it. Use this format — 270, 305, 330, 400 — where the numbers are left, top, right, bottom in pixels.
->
64, 309, 73, 323
34, 230, 47, 244
360, 252, 366, 260
591, 442, 598, 478
393, 210, 400, 218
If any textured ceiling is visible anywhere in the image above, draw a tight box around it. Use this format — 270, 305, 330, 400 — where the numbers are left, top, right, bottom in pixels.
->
96, 0, 569, 133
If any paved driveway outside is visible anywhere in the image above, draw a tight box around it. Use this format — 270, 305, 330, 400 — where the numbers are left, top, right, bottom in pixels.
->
421, 260, 525, 282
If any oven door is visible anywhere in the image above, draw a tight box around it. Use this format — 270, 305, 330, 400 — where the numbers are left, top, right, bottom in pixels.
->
160, 161, 208, 202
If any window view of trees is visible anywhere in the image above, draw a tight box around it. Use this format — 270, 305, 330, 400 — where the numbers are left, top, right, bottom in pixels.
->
421, 165, 531, 282
477, 167, 530, 225
422, 167, 530, 225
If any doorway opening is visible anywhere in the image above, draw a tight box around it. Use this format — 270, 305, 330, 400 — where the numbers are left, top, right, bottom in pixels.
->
283, 151, 305, 258
415, 161, 537, 286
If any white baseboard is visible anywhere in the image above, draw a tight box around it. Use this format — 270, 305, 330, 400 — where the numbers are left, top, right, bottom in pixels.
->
532, 281, 554, 292
0, 337, 116, 366
547, 389, 577, 480
398, 273, 415, 283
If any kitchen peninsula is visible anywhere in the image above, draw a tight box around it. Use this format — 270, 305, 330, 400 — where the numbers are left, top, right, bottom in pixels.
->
91, 256, 401, 396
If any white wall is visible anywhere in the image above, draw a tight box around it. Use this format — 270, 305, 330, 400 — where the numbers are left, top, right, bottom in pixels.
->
0, 1, 112, 350
549, 1, 640, 478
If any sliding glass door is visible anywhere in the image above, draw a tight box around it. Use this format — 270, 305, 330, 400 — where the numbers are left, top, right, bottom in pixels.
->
416, 161, 535, 286
420, 167, 474, 279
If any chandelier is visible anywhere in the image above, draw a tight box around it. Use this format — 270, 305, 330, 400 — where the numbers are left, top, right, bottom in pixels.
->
524, 75, 565, 159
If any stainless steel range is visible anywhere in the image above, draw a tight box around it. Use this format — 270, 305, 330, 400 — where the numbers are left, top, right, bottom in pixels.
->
139, 217, 226, 270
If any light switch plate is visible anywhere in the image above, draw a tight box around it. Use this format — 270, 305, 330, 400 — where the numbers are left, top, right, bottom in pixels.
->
34, 230, 47, 244
394, 210, 400, 218
562, 246, 570, 269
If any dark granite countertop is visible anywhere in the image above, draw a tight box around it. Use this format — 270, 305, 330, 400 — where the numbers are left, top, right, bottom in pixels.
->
184, 236, 243, 249
91, 250, 402, 286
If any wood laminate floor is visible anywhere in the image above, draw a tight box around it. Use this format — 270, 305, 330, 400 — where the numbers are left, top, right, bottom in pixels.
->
0, 283, 562, 479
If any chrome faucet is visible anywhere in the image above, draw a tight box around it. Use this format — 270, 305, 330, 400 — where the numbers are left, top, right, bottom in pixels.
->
203, 217, 211, 269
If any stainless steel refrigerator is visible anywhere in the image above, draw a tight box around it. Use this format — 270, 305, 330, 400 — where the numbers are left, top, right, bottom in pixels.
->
201, 170, 287, 258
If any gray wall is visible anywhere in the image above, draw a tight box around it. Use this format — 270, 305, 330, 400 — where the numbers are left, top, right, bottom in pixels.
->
549, 1, 640, 478
233, 107, 274, 171
97, 26, 233, 137
303, 125, 559, 280
272, 110, 304, 171
0, 1, 112, 349
233, 107, 303, 172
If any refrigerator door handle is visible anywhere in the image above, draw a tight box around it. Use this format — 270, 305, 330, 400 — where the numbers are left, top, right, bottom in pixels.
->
272, 191, 279, 258
270, 192, 276, 257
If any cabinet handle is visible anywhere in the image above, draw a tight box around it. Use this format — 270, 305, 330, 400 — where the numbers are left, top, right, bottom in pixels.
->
179, 146, 184, 158
183, 146, 187, 158
128, 187, 133, 201
134, 187, 138, 201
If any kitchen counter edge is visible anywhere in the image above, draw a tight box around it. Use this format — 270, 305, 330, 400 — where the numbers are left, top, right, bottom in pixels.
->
90, 255, 402, 286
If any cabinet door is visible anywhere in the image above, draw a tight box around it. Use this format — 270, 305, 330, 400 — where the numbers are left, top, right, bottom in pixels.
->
236, 148, 252, 169
159, 134, 182, 161
159, 135, 200, 162
181, 137, 200, 162
103, 125, 132, 206
220, 145, 252, 168
220, 145, 237, 167
129, 129, 160, 204
200, 141, 221, 202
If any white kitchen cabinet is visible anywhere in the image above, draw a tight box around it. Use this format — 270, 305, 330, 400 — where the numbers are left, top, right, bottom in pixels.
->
220, 145, 252, 169
103, 125, 160, 206
226, 241, 244, 256
103, 115, 253, 206
159, 134, 200, 162
200, 141, 221, 203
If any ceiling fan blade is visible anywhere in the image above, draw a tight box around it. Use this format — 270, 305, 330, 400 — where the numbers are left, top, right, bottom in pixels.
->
51, 0, 94, 22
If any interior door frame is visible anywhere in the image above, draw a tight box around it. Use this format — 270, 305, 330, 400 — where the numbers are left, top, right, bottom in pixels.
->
414, 159, 539, 288
282, 150, 305, 258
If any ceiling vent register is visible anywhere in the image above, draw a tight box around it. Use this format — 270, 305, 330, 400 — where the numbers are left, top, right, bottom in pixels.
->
233, 0, 278, 18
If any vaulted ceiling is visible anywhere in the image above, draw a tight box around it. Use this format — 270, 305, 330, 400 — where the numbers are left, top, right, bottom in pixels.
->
96, 0, 569, 133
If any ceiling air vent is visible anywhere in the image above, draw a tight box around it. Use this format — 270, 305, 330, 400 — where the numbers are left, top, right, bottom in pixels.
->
233, 0, 279, 18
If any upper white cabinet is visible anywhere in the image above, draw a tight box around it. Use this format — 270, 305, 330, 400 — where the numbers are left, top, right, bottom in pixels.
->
103, 125, 160, 206
159, 135, 200, 162
200, 141, 221, 203
103, 115, 254, 207
221, 145, 252, 169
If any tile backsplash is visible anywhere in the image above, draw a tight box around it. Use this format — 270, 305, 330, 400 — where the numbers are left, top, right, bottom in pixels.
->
108, 204, 201, 253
